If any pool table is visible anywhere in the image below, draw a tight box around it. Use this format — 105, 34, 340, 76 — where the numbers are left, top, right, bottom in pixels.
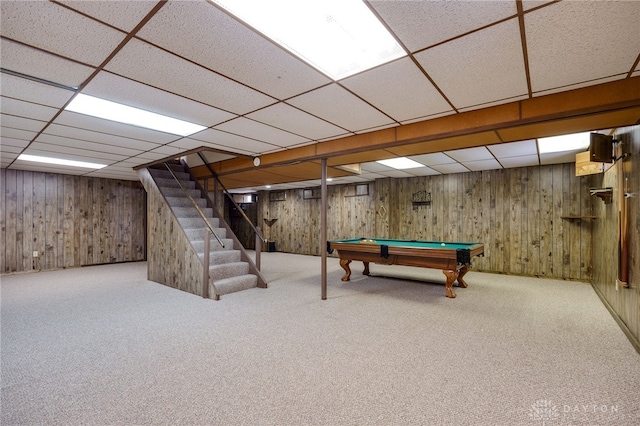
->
327, 238, 484, 298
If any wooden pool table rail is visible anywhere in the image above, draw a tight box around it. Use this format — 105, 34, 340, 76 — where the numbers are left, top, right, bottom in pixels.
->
327, 240, 484, 298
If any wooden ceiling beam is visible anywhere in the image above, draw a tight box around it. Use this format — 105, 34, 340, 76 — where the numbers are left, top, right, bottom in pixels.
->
214, 77, 640, 177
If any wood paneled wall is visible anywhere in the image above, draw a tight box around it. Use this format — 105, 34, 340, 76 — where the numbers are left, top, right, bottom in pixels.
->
1, 169, 146, 274
258, 163, 593, 281
591, 124, 640, 351
138, 168, 205, 296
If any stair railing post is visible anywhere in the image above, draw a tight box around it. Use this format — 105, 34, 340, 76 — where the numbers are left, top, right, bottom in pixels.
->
203, 228, 211, 299
255, 226, 262, 271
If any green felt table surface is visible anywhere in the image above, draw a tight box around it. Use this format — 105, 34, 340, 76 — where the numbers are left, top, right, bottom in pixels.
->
330, 238, 480, 250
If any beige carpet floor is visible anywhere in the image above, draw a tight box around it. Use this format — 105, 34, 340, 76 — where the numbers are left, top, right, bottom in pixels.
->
1, 252, 639, 425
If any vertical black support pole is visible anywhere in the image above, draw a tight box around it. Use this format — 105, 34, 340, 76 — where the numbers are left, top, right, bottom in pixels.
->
321, 158, 328, 300
214, 178, 218, 210
256, 226, 262, 271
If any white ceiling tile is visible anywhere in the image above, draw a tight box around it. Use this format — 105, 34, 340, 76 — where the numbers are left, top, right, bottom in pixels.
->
44, 124, 159, 152
488, 140, 538, 158
370, 0, 517, 51
0, 39, 94, 89
0, 97, 61, 122
53, 111, 178, 144
0, 74, 74, 108
522, 1, 556, 12
409, 153, 456, 166
1, 114, 47, 132
82, 72, 236, 127
360, 162, 393, 173
0, 137, 30, 150
341, 57, 453, 122
247, 103, 345, 141
499, 155, 540, 169
0, 127, 37, 142
9, 162, 87, 176
526, 1, 640, 92
0, 0, 127, 66
287, 84, 394, 131
532, 75, 625, 98
59, 0, 158, 32
168, 138, 210, 151
105, 38, 275, 115
190, 128, 276, 156
24, 147, 122, 167
540, 151, 579, 165
445, 147, 493, 162
463, 158, 502, 171
1, 157, 17, 168
430, 163, 470, 174
34, 133, 140, 157
377, 170, 415, 179
457, 94, 529, 113
214, 118, 310, 148
415, 18, 527, 109
405, 166, 441, 177
400, 110, 457, 125
138, 0, 330, 100
149, 145, 184, 156
23, 145, 120, 164
132, 151, 172, 162
0, 145, 20, 157
354, 123, 400, 136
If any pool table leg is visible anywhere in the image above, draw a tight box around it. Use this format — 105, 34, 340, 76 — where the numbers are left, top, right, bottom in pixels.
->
443, 270, 459, 298
457, 265, 470, 288
362, 261, 370, 276
340, 259, 352, 281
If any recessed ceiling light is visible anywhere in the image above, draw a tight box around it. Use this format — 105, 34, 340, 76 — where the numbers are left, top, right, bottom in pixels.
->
65, 94, 207, 136
209, 0, 405, 80
376, 157, 423, 170
538, 132, 591, 154
18, 154, 107, 169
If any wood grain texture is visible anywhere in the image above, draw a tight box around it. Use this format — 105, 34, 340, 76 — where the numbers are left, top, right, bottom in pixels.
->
138, 168, 205, 297
591, 124, 639, 351
0, 169, 146, 274
258, 163, 593, 280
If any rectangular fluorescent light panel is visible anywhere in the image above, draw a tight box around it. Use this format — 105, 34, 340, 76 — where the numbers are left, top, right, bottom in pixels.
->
209, 0, 406, 80
538, 132, 591, 154
66, 94, 206, 136
18, 154, 107, 169
377, 157, 423, 170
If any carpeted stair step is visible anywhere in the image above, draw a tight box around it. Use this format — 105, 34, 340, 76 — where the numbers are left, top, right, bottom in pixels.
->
172, 207, 214, 218
184, 227, 227, 240
210, 261, 249, 282
165, 196, 207, 208
192, 238, 234, 252
149, 169, 191, 181
154, 177, 196, 189
212, 274, 258, 296
178, 216, 220, 229
160, 187, 202, 198
198, 249, 242, 264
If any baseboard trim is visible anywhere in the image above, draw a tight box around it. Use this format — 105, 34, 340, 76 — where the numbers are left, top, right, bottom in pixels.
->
591, 282, 640, 356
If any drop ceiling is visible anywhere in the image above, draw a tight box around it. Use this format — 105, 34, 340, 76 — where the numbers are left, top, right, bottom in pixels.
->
1, 0, 639, 190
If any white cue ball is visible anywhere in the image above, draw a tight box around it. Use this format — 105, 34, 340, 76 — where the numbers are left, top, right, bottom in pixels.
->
441, 243, 446, 246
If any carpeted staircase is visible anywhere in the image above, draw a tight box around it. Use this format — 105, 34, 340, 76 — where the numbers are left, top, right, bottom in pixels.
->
147, 162, 259, 298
